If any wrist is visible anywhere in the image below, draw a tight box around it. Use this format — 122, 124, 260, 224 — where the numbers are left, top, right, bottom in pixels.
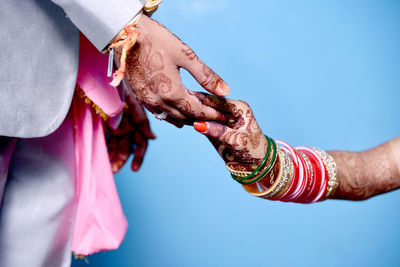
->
103, 0, 160, 54
226, 136, 278, 185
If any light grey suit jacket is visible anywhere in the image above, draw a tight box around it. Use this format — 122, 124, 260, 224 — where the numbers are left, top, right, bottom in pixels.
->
0, 0, 145, 138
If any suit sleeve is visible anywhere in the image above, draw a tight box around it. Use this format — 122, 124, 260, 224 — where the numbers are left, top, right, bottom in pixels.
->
51, 0, 146, 51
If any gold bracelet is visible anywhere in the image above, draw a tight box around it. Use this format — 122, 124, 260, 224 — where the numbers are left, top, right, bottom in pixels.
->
312, 148, 338, 199
261, 148, 294, 199
225, 164, 252, 178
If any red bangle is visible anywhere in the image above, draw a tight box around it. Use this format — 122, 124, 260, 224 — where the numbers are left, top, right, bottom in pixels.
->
273, 141, 301, 201
296, 147, 327, 203
296, 150, 315, 201
291, 149, 311, 201
296, 148, 319, 203
279, 148, 306, 201
260, 142, 330, 203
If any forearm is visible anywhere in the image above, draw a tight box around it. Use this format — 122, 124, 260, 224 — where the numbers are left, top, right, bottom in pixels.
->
329, 136, 400, 200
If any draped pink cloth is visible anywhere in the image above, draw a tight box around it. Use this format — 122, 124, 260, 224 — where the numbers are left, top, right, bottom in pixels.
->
71, 34, 127, 255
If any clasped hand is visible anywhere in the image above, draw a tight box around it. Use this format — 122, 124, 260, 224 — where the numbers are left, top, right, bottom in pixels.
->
193, 93, 268, 171
109, 15, 232, 172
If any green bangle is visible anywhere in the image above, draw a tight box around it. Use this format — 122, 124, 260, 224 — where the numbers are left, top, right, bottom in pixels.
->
231, 135, 271, 182
240, 138, 277, 185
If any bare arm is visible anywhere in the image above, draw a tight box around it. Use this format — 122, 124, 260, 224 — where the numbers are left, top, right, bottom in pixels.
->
193, 93, 400, 202
329, 136, 400, 200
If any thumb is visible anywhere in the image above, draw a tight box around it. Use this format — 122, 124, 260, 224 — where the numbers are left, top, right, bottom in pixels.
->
193, 121, 234, 140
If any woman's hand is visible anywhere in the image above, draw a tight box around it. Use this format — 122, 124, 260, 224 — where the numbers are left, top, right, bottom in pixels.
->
193, 93, 268, 171
106, 95, 156, 173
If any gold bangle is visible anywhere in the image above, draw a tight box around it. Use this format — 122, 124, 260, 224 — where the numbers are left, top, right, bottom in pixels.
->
312, 148, 338, 199
225, 164, 252, 178
244, 147, 294, 199
261, 148, 294, 199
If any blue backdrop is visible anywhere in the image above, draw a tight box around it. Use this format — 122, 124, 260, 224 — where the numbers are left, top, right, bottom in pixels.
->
73, 1, 400, 266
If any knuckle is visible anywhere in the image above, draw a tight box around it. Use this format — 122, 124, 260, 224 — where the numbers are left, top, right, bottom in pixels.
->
238, 100, 250, 108
161, 91, 177, 102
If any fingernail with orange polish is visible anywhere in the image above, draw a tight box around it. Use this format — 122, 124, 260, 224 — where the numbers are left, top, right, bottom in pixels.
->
194, 121, 207, 133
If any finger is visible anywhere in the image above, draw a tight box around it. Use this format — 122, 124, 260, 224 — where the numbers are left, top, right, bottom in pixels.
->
138, 121, 156, 139
193, 92, 229, 112
194, 92, 246, 122
111, 149, 129, 173
131, 133, 148, 171
111, 136, 133, 173
129, 112, 156, 139
164, 116, 184, 128
114, 150, 130, 170
107, 137, 118, 162
112, 156, 127, 174
178, 46, 230, 96
167, 87, 226, 123
142, 104, 184, 128
109, 150, 118, 170
162, 105, 192, 125
193, 121, 235, 141
142, 100, 191, 125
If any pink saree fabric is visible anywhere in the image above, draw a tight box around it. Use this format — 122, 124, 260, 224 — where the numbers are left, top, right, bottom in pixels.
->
71, 34, 127, 255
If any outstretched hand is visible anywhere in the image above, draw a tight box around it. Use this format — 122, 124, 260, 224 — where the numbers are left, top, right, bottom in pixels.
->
193, 93, 268, 171
114, 15, 229, 127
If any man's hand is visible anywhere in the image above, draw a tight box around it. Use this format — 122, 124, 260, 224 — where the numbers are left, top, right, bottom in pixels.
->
114, 15, 229, 127
106, 95, 156, 173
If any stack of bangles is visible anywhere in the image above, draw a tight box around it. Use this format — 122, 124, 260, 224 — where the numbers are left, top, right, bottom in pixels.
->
225, 136, 338, 203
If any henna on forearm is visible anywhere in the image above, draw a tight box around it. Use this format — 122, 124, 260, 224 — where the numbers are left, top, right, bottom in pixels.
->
329, 136, 400, 200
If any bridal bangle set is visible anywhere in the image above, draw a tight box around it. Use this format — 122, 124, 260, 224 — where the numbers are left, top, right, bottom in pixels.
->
226, 137, 338, 203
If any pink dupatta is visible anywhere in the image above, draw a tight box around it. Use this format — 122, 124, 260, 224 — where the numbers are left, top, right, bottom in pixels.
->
71, 34, 128, 255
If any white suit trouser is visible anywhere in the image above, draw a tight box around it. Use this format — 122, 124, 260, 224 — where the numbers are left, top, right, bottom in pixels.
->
0, 117, 76, 267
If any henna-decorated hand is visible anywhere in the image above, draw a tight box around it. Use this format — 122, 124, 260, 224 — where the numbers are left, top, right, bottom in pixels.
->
106, 95, 156, 173
114, 15, 229, 127
193, 93, 268, 171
